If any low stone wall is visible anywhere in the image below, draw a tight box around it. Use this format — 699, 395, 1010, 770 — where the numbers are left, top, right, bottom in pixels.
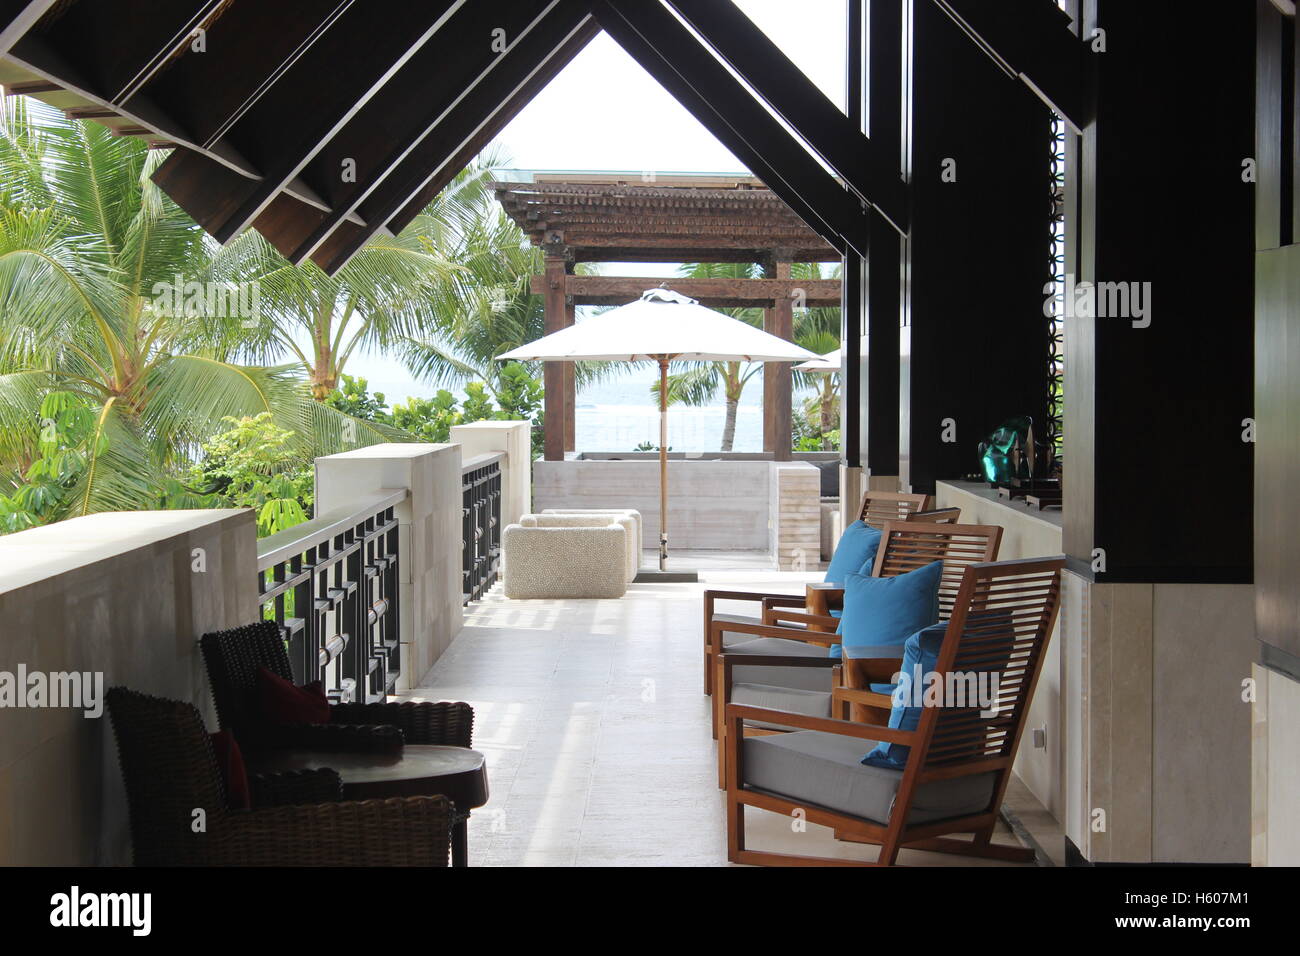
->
534, 457, 821, 563
0, 509, 258, 865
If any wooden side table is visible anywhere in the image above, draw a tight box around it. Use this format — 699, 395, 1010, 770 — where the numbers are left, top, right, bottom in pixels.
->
252, 745, 489, 866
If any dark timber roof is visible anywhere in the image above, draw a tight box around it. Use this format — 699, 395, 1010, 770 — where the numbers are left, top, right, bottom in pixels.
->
0, 1, 1081, 276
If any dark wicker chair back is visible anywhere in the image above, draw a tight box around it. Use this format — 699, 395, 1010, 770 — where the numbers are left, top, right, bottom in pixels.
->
105, 687, 228, 866
200, 620, 295, 741
202, 620, 475, 750
106, 686, 455, 866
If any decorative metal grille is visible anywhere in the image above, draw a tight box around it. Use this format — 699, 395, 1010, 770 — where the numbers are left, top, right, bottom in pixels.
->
462, 453, 503, 604
1047, 115, 1066, 458
257, 492, 404, 704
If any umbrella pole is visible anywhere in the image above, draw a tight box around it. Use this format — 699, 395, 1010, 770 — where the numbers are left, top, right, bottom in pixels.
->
659, 358, 669, 571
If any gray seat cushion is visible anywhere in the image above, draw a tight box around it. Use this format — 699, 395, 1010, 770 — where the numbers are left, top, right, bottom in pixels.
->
713, 613, 772, 648
728, 637, 834, 692
732, 682, 832, 730
742, 730, 997, 826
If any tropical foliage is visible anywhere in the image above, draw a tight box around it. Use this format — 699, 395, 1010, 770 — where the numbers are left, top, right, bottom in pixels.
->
651, 261, 841, 451
0, 99, 403, 525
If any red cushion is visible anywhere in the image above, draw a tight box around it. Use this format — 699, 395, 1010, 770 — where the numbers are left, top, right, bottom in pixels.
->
209, 731, 251, 810
256, 667, 330, 725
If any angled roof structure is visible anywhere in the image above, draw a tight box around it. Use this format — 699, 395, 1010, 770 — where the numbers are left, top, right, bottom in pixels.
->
0, 0, 1083, 276
0, 0, 915, 275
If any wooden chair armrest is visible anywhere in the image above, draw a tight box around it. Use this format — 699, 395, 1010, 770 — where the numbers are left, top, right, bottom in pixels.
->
831, 686, 896, 706
704, 588, 788, 605
721, 653, 839, 673
725, 703, 914, 745
805, 583, 845, 618
768, 609, 840, 629
838, 655, 904, 686
761, 595, 806, 610
710, 617, 842, 648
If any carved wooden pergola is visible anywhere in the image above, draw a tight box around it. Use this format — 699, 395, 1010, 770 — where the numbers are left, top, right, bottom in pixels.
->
494, 175, 840, 461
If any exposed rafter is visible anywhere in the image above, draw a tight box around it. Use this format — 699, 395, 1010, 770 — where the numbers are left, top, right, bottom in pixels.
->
664, 0, 907, 233
0, 0, 886, 273
931, 0, 1088, 133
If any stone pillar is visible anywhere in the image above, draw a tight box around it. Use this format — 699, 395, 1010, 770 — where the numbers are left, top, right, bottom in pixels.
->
314, 443, 464, 689
450, 420, 533, 527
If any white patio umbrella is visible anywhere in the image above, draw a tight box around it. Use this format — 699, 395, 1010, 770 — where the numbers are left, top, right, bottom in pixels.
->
795, 347, 841, 372
498, 288, 819, 572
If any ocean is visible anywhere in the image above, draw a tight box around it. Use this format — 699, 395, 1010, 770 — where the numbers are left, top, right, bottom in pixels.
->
349, 356, 812, 454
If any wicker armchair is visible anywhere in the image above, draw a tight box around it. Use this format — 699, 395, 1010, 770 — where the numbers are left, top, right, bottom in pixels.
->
106, 687, 453, 866
200, 621, 473, 754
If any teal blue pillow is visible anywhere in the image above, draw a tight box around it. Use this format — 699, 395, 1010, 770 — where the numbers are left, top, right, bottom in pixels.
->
828, 559, 942, 659
824, 521, 882, 585
862, 622, 948, 769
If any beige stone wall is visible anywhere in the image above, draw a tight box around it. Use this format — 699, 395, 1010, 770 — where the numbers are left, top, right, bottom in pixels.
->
0, 509, 258, 865
1062, 576, 1254, 864
315, 443, 464, 689
450, 420, 532, 527
770, 462, 820, 571
1252, 663, 1300, 866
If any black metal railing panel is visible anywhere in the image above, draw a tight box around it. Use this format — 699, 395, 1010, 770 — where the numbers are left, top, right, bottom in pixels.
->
256, 490, 406, 702
461, 453, 503, 604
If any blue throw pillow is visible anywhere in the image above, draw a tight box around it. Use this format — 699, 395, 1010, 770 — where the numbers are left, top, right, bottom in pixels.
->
824, 520, 882, 585
862, 622, 948, 769
828, 559, 942, 659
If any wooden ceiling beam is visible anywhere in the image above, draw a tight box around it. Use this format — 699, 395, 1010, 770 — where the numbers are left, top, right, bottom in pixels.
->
932, 0, 1087, 132
665, 0, 909, 234
153, 0, 468, 245
568, 246, 840, 264
534, 274, 843, 307
309, 3, 597, 274
275, 0, 565, 265
133, 0, 363, 150
593, 0, 861, 256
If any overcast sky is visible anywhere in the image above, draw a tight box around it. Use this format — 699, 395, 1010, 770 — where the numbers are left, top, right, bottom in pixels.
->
348, 1, 846, 402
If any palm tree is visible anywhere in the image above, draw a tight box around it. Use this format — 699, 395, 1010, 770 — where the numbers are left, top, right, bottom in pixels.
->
788, 262, 842, 448
0, 98, 398, 523
655, 262, 841, 451
211, 166, 472, 401
389, 161, 612, 403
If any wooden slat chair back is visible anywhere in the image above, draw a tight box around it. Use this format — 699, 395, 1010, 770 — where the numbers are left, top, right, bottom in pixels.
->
724, 556, 1065, 866
869, 521, 1002, 622
835, 521, 1002, 722
905, 507, 961, 524
859, 491, 932, 528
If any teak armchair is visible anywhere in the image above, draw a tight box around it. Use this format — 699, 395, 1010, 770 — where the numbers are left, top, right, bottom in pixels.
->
724, 556, 1065, 867
201, 621, 474, 753
711, 521, 1003, 783
106, 687, 454, 866
701, 492, 940, 696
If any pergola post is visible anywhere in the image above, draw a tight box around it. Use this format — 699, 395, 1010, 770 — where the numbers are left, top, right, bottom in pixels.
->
564, 266, 577, 453
542, 241, 570, 461
763, 254, 794, 460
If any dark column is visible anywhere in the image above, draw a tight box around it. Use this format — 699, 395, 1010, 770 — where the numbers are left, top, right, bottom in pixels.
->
900, 0, 1051, 495
1256, 0, 1300, 672
863, 0, 903, 483
541, 244, 570, 461
1065, 0, 1254, 582
841, 0, 864, 470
